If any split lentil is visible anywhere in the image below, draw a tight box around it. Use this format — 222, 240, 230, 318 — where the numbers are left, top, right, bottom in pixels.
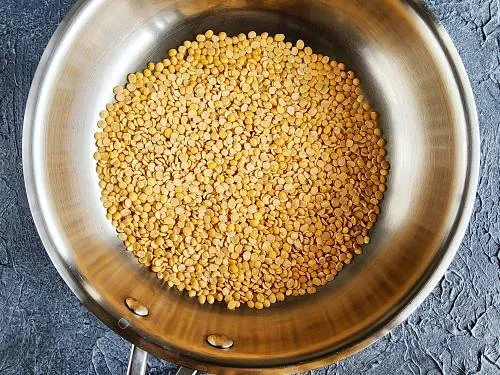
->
94, 31, 389, 310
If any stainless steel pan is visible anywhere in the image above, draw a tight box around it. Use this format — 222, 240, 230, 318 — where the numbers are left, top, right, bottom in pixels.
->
23, 0, 479, 373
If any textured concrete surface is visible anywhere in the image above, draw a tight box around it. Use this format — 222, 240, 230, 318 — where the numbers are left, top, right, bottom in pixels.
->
0, 0, 499, 374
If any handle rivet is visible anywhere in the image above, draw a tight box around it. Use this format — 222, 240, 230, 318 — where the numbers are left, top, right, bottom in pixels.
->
206, 334, 234, 349
125, 297, 149, 317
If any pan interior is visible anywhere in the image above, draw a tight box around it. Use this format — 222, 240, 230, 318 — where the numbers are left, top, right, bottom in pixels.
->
26, 0, 472, 370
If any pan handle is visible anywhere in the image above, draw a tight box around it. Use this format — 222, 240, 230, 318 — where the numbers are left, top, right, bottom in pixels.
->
176, 367, 198, 375
126, 344, 197, 375
126, 345, 148, 375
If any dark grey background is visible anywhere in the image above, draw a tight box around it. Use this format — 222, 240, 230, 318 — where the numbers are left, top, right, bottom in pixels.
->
0, 0, 499, 374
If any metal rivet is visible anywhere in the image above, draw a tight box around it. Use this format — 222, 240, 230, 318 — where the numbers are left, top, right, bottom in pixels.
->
118, 317, 130, 329
206, 334, 234, 349
125, 297, 149, 317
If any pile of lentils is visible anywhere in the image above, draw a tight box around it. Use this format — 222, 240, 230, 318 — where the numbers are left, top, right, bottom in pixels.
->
94, 31, 389, 310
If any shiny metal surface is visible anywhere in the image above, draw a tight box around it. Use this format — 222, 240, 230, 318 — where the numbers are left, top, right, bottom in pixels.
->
127, 345, 148, 375
207, 334, 235, 350
23, 0, 479, 373
176, 368, 198, 375
127, 346, 197, 375
125, 297, 150, 317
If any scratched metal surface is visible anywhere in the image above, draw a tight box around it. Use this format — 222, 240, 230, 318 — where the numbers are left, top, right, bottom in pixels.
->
0, 0, 498, 374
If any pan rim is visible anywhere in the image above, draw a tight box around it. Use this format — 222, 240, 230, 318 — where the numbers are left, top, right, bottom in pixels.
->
22, 0, 480, 372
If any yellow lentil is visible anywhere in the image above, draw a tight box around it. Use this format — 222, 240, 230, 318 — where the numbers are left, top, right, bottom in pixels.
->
94, 31, 389, 310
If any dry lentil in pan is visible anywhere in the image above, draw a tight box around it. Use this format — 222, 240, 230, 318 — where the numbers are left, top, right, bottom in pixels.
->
93, 31, 389, 310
